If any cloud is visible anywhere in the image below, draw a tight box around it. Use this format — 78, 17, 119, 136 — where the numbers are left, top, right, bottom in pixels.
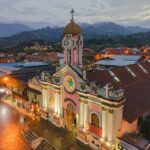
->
0, 0, 150, 28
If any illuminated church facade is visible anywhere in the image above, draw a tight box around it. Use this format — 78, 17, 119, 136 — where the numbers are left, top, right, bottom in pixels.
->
28, 10, 129, 150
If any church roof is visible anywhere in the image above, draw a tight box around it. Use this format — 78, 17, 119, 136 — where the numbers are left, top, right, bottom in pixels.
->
87, 61, 150, 123
63, 20, 83, 36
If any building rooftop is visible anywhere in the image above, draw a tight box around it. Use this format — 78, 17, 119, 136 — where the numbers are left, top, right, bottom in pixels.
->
119, 133, 150, 150
87, 61, 150, 123
96, 59, 137, 67
95, 55, 141, 67
0, 62, 49, 68
111, 55, 141, 61
0, 66, 20, 73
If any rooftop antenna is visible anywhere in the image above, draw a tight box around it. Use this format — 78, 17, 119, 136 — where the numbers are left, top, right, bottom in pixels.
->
70, 8, 75, 21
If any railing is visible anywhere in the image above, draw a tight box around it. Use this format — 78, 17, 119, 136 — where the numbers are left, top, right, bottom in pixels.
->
28, 82, 42, 92
99, 88, 124, 101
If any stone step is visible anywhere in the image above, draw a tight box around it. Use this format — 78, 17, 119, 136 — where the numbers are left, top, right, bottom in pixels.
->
20, 129, 56, 150
20, 129, 38, 144
35, 139, 56, 150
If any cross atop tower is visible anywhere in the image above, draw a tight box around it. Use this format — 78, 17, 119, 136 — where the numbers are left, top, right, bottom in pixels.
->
70, 8, 75, 21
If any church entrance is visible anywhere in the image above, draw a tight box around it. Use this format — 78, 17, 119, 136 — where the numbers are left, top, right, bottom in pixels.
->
65, 103, 77, 132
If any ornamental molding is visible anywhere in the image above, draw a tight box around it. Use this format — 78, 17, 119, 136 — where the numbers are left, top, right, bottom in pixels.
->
102, 107, 107, 111
84, 100, 88, 104
108, 109, 114, 114
64, 98, 76, 106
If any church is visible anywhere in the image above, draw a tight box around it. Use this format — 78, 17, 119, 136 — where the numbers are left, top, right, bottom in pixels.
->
29, 10, 150, 150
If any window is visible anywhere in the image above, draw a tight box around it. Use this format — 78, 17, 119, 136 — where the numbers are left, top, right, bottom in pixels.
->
91, 113, 99, 127
68, 50, 71, 64
67, 103, 74, 111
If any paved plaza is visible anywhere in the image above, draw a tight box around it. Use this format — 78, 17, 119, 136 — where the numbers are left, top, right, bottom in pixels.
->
0, 96, 91, 150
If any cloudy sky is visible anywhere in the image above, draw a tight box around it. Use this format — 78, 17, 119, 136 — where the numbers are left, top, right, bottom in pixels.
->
0, 0, 150, 28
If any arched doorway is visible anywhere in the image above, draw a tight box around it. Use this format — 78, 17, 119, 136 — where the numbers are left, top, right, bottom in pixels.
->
91, 113, 99, 127
65, 103, 76, 131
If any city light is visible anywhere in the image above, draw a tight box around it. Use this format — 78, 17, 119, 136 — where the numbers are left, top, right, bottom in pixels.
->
0, 88, 5, 93
20, 116, 25, 124
1, 107, 7, 117
3, 77, 8, 81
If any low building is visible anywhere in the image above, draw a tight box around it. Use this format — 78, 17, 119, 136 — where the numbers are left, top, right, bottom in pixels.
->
0, 52, 15, 63
26, 52, 64, 64
0, 62, 55, 111
105, 48, 141, 56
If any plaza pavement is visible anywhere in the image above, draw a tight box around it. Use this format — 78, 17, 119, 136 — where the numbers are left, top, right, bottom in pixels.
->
1, 98, 91, 150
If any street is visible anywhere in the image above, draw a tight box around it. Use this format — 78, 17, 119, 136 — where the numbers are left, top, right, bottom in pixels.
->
0, 95, 90, 150
0, 99, 31, 150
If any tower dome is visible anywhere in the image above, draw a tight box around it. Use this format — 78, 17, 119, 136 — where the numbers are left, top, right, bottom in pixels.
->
63, 20, 83, 36
63, 9, 82, 36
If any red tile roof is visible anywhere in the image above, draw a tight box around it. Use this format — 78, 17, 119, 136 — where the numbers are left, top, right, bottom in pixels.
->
87, 61, 150, 123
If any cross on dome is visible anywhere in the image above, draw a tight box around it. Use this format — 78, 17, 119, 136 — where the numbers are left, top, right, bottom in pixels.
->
70, 8, 75, 21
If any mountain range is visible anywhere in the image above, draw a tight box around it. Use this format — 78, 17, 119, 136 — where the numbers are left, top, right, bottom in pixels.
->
0, 22, 150, 49
0, 23, 32, 37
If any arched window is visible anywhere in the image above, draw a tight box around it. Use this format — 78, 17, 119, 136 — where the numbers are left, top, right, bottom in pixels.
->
67, 103, 75, 111
49, 96, 54, 108
91, 113, 99, 127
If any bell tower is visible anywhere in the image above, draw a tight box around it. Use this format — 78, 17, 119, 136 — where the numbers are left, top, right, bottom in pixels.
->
62, 9, 83, 66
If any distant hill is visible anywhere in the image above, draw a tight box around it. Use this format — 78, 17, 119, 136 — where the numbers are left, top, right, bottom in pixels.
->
81, 22, 149, 39
85, 31, 150, 50
0, 22, 149, 49
0, 23, 33, 37
0, 27, 63, 49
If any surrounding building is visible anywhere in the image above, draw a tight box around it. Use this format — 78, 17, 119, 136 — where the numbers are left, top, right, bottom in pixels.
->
105, 48, 141, 56
25, 42, 53, 51
26, 52, 64, 64
95, 55, 141, 68
0, 52, 15, 63
0, 62, 55, 113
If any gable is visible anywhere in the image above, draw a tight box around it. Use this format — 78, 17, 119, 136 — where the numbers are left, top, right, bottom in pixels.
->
53, 65, 86, 84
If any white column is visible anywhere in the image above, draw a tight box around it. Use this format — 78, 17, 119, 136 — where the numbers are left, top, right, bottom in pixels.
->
66, 50, 68, 64
42, 89, 47, 108
102, 107, 107, 139
79, 99, 84, 128
83, 101, 88, 130
54, 92, 58, 114
57, 93, 61, 116
54, 91, 61, 116
108, 109, 114, 142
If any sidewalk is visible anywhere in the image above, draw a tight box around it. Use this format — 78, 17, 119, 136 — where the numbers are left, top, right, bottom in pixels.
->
1, 98, 33, 119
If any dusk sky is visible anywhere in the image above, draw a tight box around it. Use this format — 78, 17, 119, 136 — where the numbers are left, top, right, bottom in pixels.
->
0, 0, 150, 28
